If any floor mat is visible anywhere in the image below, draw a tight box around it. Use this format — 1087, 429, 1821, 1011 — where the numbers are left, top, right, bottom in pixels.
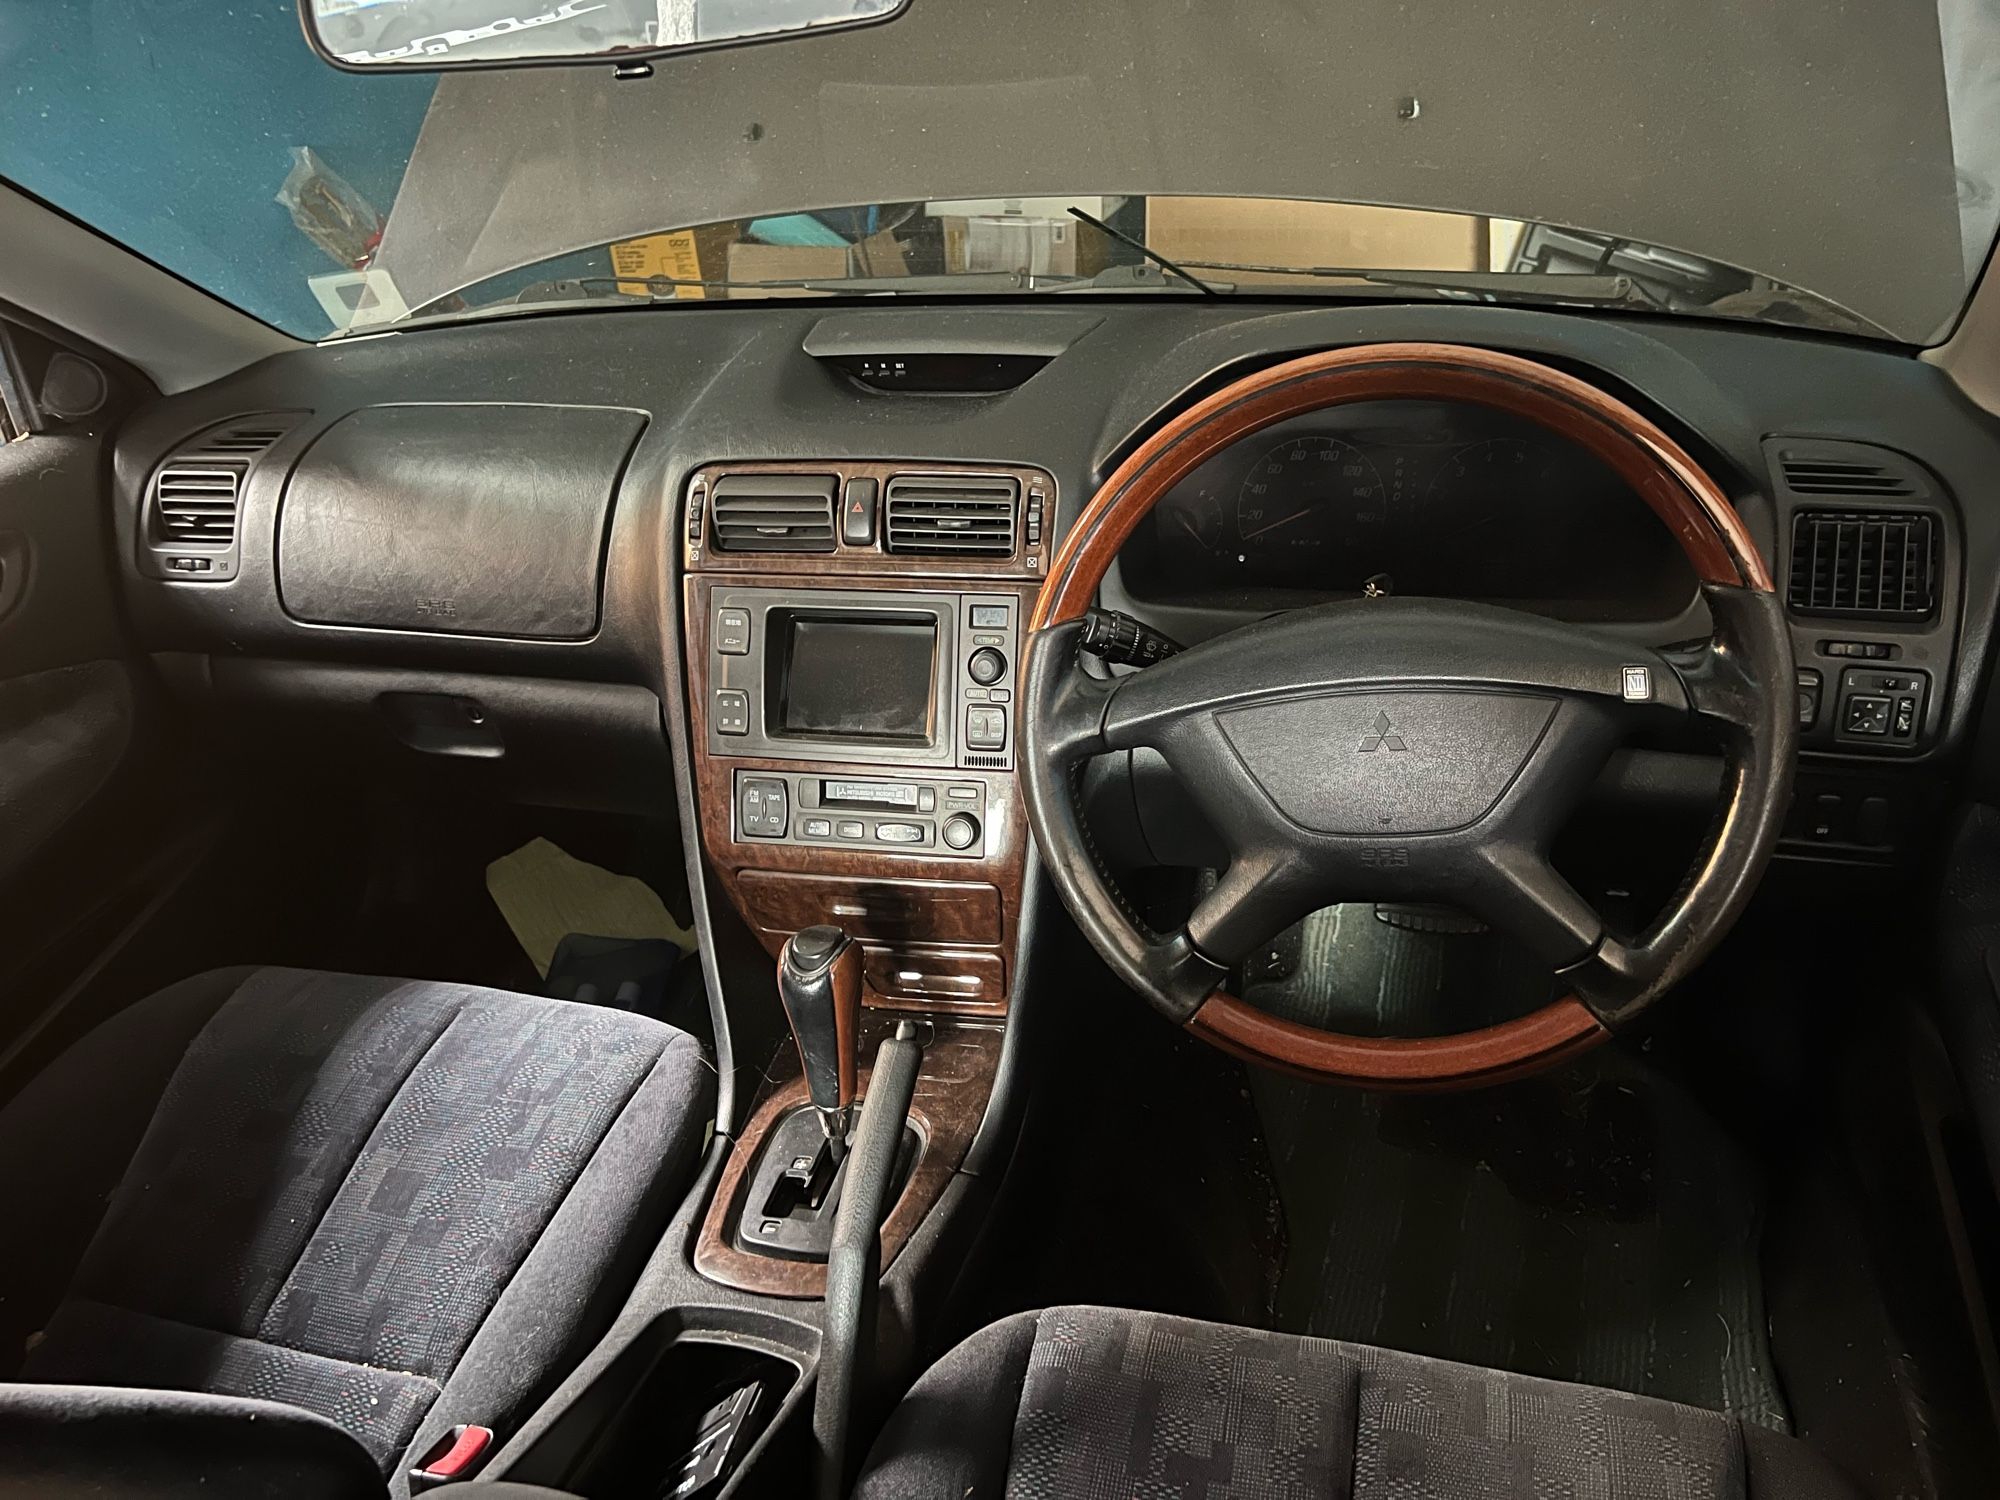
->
485, 836, 696, 978
1245, 904, 1791, 1431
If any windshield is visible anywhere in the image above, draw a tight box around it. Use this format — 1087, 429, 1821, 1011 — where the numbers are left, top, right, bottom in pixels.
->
5, 1, 1998, 344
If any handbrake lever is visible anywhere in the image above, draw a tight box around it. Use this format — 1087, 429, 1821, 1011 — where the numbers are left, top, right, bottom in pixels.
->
811, 1019, 923, 1500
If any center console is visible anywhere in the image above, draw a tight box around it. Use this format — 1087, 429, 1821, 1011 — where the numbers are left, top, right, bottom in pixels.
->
682, 459, 1052, 1295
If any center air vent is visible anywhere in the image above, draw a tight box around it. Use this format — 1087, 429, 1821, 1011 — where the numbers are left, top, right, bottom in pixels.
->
710, 474, 837, 553
152, 466, 242, 546
884, 475, 1019, 556
1787, 510, 1939, 618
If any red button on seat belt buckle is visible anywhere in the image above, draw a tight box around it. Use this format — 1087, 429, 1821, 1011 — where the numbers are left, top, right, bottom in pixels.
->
410, 1424, 493, 1491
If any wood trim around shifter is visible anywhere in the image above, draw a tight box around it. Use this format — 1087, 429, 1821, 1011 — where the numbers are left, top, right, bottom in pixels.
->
1031, 341, 1773, 631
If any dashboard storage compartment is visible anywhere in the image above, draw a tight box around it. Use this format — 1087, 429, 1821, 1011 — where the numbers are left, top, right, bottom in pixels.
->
277, 403, 644, 639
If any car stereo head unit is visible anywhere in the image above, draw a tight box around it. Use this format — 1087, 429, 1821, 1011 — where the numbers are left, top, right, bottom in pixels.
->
705, 586, 1021, 770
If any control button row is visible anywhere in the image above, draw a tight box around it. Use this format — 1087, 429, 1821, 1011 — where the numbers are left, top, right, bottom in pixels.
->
966, 704, 1008, 751
795, 818, 933, 846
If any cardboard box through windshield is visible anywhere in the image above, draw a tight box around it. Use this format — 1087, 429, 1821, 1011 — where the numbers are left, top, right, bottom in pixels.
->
1144, 198, 1485, 283
724, 231, 907, 297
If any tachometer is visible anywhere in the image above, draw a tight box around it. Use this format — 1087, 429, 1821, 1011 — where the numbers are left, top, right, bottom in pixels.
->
1232, 437, 1388, 575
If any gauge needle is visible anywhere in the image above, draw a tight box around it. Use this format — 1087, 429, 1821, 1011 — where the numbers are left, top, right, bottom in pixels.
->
1240, 507, 1312, 541
1176, 513, 1208, 546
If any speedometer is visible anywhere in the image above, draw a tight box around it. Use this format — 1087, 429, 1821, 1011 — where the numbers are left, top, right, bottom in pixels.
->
1232, 437, 1389, 575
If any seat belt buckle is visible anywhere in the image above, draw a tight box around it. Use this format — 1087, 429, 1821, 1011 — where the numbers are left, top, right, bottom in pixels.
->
410, 1424, 494, 1492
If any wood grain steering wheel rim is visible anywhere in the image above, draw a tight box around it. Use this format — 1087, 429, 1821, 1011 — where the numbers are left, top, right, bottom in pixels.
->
1022, 343, 1790, 1090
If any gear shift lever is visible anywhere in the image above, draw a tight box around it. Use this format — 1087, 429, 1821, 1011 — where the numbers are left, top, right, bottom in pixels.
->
777, 925, 862, 1159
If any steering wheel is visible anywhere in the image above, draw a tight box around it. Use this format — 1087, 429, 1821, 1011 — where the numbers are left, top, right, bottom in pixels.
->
1021, 344, 1795, 1089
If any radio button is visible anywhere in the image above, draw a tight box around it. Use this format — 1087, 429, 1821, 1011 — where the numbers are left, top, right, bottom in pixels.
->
715, 608, 751, 656
917, 786, 937, 813
875, 822, 930, 845
946, 785, 980, 801
801, 817, 833, 839
836, 820, 866, 840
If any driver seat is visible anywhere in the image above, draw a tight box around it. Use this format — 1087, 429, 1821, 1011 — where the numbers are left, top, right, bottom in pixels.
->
854, 1305, 1858, 1498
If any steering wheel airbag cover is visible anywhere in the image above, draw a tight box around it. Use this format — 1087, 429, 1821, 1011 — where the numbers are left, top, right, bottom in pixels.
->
1218, 689, 1558, 836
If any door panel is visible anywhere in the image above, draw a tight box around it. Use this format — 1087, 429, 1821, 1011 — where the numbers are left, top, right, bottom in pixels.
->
0, 317, 151, 973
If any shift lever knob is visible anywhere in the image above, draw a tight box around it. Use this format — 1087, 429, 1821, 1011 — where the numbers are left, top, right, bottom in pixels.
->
777, 925, 862, 1155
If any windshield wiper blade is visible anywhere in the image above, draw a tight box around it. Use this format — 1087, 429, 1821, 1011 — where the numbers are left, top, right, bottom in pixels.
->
1067, 207, 1221, 296
1174, 258, 1670, 309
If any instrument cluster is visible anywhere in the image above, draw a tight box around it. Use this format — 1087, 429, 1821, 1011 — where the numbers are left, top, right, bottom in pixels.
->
1123, 400, 1697, 619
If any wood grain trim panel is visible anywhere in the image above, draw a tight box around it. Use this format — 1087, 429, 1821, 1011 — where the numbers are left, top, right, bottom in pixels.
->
1187, 991, 1609, 1090
693, 1022, 1001, 1298
684, 459, 1056, 582
686, 572, 1034, 1018
1031, 342, 1771, 630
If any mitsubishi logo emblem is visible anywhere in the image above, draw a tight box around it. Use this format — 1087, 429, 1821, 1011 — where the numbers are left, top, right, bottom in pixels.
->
1359, 711, 1407, 753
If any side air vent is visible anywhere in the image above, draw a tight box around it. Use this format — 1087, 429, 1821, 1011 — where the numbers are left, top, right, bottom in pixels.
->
1787, 510, 1939, 619
884, 475, 1019, 556
140, 412, 301, 581
710, 474, 837, 553
152, 466, 242, 546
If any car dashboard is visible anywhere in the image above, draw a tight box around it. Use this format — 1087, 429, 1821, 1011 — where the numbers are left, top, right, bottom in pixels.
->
105, 299, 1993, 998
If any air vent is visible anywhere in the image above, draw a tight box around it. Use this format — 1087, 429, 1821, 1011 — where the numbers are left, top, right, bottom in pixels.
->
884, 475, 1019, 556
1787, 510, 1939, 618
710, 474, 837, 553
151, 465, 241, 546
1778, 456, 1918, 498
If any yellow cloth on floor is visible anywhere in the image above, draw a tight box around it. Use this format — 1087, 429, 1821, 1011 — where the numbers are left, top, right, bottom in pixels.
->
485, 836, 696, 978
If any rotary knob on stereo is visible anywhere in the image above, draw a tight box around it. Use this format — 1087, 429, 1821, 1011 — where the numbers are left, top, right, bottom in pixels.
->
967, 648, 1008, 686
941, 813, 982, 851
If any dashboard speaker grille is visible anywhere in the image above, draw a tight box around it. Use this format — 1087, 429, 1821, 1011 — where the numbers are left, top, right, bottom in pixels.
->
152, 465, 242, 546
1787, 509, 1938, 619
710, 474, 837, 553
884, 475, 1019, 556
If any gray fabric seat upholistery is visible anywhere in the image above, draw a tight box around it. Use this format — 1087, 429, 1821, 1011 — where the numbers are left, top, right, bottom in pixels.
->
0, 966, 713, 1491
855, 1305, 1861, 1499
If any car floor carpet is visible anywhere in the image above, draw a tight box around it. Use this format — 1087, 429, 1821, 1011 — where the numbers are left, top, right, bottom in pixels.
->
1243, 903, 1792, 1431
